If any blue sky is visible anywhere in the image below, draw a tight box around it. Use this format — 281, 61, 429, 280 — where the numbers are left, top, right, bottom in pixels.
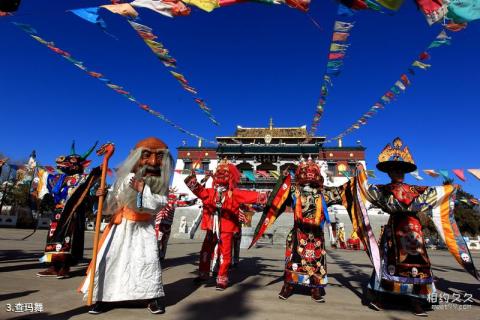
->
0, 0, 479, 197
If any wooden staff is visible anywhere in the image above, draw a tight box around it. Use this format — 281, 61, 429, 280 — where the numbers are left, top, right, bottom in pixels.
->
87, 142, 115, 306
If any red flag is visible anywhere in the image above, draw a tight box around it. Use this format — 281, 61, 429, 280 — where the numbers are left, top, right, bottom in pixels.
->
401, 74, 410, 86
328, 52, 345, 60
419, 52, 430, 61
452, 169, 466, 182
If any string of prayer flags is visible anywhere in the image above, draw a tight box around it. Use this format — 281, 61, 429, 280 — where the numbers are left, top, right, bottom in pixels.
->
325, 29, 451, 143
308, 4, 356, 137
128, 20, 219, 125
14, 22, 216, 145
408, 168, 480, 183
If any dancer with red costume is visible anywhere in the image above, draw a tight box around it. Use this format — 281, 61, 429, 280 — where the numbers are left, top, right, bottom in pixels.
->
184, 159, 268, 290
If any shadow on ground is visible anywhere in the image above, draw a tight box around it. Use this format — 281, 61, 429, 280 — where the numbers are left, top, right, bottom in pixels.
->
0, 290, 39, 302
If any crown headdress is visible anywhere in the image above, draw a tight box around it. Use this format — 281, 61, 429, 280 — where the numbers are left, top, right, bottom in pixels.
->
377, 137, 416, 173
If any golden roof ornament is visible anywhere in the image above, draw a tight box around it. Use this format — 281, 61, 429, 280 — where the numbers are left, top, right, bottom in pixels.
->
376, 137, 417, 173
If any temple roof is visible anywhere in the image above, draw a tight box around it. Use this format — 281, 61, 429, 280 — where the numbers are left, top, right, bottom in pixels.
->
232, 125, 308, 138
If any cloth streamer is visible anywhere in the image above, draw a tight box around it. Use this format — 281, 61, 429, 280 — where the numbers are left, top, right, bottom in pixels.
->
13, 22, 216, 145
325, 29, 451, 143
308, 3, 356, 138
128, 20, 219, 125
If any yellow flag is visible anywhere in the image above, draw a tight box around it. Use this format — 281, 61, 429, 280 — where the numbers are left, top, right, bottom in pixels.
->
182, 0, 219, 12
376, 0, 405, 10
412, 60, 431, 70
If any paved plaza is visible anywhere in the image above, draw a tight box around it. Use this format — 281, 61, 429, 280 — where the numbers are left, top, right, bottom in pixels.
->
0, 228, 479, 320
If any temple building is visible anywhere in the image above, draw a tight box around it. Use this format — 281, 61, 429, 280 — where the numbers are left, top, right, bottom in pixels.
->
172, 119, 367, 193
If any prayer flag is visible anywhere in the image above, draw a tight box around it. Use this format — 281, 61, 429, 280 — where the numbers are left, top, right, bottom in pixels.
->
70, 7, 107, 29
412, 60, 431, 70
182, 0, 220, 12
452, 169, 466, 182
423, 169, 439, 177
376, 0, 405, 10
130, 0, 174, 17
332, 32, 349, 42
467, 169, 480, 180
439, 169, 449, 180
101, 3, 139, 18
410, 170, 424, 180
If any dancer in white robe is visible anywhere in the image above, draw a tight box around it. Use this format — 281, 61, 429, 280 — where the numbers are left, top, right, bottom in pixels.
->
79, 137, 173, 315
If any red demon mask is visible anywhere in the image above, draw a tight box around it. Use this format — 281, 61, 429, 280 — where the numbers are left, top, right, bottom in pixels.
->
295, 158, 323, 187
214, 160, 240, 190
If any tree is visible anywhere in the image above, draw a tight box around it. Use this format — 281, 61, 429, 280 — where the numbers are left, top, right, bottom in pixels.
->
443, 178, 480, 237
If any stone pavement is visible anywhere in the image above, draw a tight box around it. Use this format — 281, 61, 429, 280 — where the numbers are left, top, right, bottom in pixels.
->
0, 228, 479, 320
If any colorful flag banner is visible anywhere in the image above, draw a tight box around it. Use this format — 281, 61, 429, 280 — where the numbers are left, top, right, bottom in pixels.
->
308, 4, 356, 137
13, 22, 216, 145
128, 20, 220, 125
325, 29, 451, 143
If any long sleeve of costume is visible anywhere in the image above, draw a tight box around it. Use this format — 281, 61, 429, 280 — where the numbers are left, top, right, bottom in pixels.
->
233, 189, 268, 205
324, 168, 381, 278
141, 185, 167, 213
155, 192, 177, 232
184, 175, 209, 202
411, 185, 479, 280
